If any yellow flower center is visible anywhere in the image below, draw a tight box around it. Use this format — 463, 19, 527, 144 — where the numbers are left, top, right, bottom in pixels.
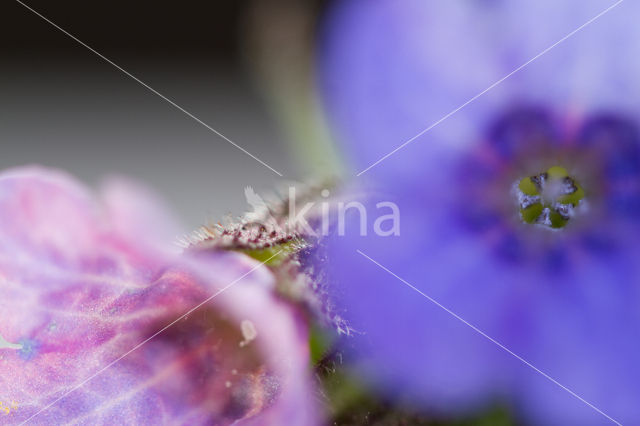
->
516, 166, 585, 229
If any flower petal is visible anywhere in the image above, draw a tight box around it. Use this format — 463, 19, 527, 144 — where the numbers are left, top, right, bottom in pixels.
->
0, 167, 317, 425
320, 0, 640, 181
100, 176, 184, 250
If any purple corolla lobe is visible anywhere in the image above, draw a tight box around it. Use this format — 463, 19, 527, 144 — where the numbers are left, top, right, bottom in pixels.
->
321, 0, 640, 424
0, 167, 317, 425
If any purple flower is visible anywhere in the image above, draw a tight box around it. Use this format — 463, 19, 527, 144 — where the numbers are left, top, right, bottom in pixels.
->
0, 167, 317, 425
321, 1, 640, 424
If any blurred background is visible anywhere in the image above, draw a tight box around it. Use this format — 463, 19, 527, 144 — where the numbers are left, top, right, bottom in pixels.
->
0, 0, 336, 229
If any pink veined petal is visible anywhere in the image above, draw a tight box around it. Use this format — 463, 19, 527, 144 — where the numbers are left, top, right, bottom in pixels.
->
0, 167, 318, 425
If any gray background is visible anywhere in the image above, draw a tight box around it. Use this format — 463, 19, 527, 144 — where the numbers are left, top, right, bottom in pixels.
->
1, 1, 315, 229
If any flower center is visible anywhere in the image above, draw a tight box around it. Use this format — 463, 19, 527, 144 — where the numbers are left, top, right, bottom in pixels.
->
516, 166, 585, 229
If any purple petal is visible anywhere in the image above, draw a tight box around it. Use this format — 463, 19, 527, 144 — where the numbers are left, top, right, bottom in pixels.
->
320, 1, 640, 422
0, 167, 317, 425
320, 0, 640, 182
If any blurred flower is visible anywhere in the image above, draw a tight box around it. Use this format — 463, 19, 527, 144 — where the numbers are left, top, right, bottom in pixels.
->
0, 167, 316, 425
320, 0, 640, 424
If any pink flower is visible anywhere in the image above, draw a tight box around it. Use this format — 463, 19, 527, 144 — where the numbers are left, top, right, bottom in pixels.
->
0, 167, 317, 425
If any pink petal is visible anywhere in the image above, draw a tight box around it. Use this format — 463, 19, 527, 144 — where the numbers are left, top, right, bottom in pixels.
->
100, 176, 184, 250
0, 167, 318, 425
